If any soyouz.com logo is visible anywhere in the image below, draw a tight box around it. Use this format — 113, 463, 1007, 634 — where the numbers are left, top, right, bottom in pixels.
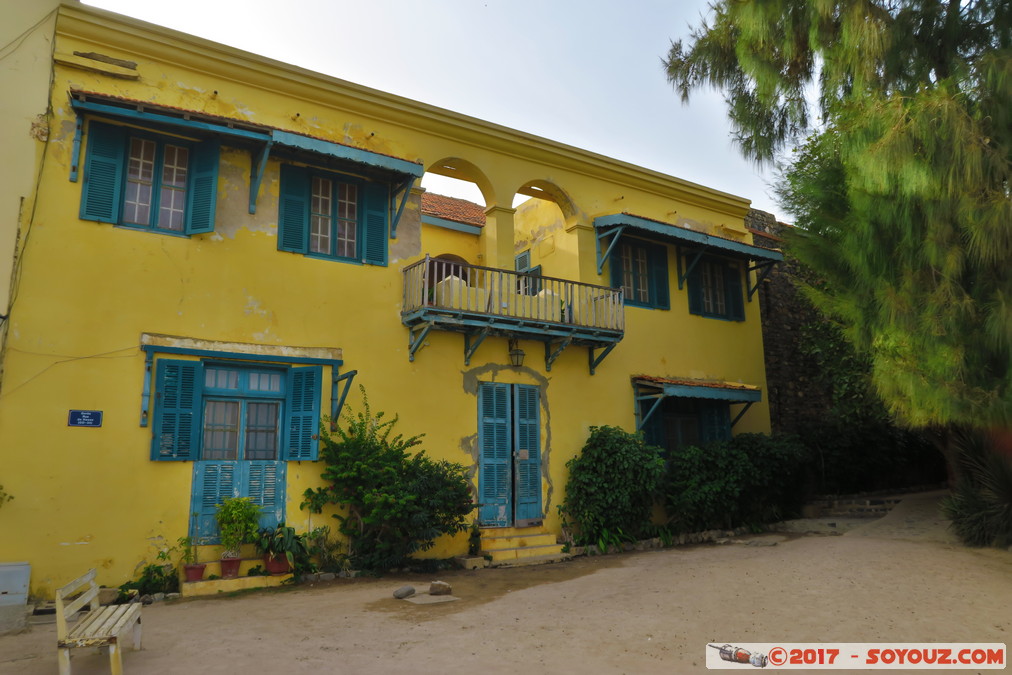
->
706, 643, 1006, 669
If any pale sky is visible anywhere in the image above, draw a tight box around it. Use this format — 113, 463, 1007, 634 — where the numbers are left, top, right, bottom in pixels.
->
82, 0, 783, 219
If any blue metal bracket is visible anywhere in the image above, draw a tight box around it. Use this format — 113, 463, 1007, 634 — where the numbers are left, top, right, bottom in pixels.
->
635, 394, 665, 432
730, 401, 754, 428
463, 329, 489, 366
140, 349, 154, 427
330, 369, 358, 430
544, 337, 572, 372
249, 140, 274, 214
389, 175, 414, 239
595, 225, 626, 275
747, 261, 776, 301
408, 323, 433, 362
677, 248, 705, 290
70, 116, 84, 182
588, 342, 617, 376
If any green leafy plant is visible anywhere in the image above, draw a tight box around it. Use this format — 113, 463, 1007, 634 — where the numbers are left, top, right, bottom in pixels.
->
942, 428, 1012, 548
117, 543, 179, 601
246, 564, 269, 577
558, 425, 665, 546
177, 536, 197, 566
215, 497, 262, 557
301, 387, 475, 571
255, 523, 309, 567
304, 525, 345, 574
665, 433, 806, 533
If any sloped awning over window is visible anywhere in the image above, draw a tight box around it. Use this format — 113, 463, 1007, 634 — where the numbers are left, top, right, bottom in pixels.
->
594, 212, 783, 301
633, 375, 761, 432
69, 93, 423, 233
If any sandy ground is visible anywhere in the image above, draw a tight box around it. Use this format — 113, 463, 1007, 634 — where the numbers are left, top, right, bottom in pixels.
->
2, 491, 1009, 674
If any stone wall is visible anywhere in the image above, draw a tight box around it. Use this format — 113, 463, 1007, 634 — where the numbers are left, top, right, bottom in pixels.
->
747, 209, 834, 436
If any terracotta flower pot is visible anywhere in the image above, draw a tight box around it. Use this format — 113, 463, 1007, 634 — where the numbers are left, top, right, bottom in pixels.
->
220, 556, 241, 579
183, 563, 206, 582
263, 553, 291, 575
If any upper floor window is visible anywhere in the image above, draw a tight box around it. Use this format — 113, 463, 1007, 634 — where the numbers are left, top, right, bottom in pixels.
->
610, 239, 670, 310
80, 121, 219, 235
686, 255, 745, 321
278, 164, 389, 266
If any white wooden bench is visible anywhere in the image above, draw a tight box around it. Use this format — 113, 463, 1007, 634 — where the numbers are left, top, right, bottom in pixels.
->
56, 569, 142, 675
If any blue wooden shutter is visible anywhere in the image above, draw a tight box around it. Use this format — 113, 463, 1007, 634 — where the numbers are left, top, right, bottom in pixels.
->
151, 359, 202, 461
362, 181, 389, 265
278, 164, 309, 253
80, 121, 125, 223
700, 403, 732, 443
514, 251, 531, 271
649, 243, 670, 309
190, 461, 238, 543
185, 139, 220, 234
610, 243, 625, 294
514, 385, 542, 525
247, 461, 286, 530
284, 366, 321, 460
686, 256, 705, 315
725, 262, 745, 320
478, 382, 511, 527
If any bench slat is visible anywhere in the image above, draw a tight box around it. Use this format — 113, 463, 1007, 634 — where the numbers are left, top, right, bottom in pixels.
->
56, 569, 97, 600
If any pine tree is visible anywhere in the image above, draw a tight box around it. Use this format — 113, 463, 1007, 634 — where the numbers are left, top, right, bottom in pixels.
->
665, 1, 1011, 433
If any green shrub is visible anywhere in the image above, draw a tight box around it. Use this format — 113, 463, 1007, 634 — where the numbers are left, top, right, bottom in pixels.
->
301, 388, 474, 571
942, 428, 1012, 547
559, 425, 665, 547
665, 433, 807, 533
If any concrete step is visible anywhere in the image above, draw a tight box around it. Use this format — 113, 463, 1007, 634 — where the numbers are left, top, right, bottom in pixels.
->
480, 532, 558, 551
484, 543, 568, 563
489, 551, 573, 568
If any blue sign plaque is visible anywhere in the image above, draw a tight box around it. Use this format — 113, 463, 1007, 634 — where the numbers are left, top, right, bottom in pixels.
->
68, 410, 103, 427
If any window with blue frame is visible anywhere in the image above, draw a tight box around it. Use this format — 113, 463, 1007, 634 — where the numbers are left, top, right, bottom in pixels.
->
610, 238, 669, 309
640, 397, 732, 455
686, 255, 745, 321
277, 164, 389, 265
151, 359, 321, 462
79, 121, 219, 235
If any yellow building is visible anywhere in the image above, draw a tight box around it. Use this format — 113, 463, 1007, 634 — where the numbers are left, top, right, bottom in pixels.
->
0, 2, 780, 597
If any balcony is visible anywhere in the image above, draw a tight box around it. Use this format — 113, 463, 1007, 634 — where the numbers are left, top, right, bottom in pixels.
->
402, 256, 625, 373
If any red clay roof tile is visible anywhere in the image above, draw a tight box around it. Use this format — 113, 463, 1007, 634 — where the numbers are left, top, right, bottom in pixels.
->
421, 193, 486, 227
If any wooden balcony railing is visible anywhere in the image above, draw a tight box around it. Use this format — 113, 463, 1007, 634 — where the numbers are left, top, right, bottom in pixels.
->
402, 255, 625, 333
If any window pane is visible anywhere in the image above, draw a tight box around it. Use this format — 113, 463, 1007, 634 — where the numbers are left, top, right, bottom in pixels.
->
205, 367, 239, 390
202, 400, 239, 460
336, 183, 358, 258
633, 246, 649, 302
244, 401, 279, 460
248, 371, 282, 393
124, 138, 155, 226
620, 245, 634, 297
158, 145, 189, 231
310, 177, 332, 254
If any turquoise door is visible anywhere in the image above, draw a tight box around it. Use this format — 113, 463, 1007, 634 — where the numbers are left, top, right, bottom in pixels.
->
478, 382, 542, 528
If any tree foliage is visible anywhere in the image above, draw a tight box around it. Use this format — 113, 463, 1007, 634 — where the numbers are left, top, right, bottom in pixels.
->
666, 1, 1011, 431
301, 388, 474, 571
559, 426, 665, 546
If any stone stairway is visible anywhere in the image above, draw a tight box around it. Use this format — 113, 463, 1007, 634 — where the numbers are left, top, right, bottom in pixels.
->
804, 495, 903, 519
480, 527, 571, 567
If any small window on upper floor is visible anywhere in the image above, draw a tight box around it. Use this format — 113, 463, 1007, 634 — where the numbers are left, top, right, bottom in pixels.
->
687, 255, 745, 321
610, 239, 670, 310
80, 121, 219, 235
277, 164, 389, 266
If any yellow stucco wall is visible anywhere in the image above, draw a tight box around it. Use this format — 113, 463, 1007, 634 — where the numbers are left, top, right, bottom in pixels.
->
0, 3, 771, 598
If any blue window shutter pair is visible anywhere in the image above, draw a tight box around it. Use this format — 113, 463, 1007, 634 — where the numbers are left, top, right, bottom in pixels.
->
649, 244, 670, 309
79, 121, 219, 233
687, 256, 744, 320
190, 461, 285, 543
277, 165, 388, 266
478, 382, 511, 527
284, 366, 321, 460
151, 359, 321, 462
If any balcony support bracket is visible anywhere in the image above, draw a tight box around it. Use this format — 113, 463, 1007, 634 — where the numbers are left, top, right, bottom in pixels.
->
463, 328, 489, 366
407, 322, 433, 362
588, 342, 617, 376
747, 261, 776, 301
544, 337, 572, 372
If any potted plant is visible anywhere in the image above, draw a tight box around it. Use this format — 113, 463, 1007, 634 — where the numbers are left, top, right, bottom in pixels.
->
178, 535, 206, 582
255, 522, 308, 575
215, 497, 262, 578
